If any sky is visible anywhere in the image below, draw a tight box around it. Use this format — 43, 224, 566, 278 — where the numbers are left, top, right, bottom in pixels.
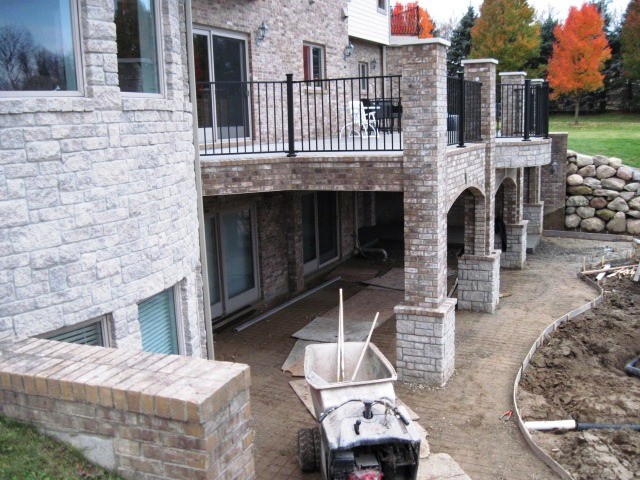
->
416, 0, 632, 24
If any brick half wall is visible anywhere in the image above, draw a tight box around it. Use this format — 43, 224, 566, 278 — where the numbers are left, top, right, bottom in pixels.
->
0, 334, 254, 480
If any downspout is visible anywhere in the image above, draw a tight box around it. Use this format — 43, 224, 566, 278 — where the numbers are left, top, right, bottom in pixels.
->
185, 0, 214, 360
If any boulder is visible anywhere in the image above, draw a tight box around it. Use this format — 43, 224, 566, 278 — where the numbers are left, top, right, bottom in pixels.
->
567, 174, 584, 186
629, 197, 640, 210
576, 206, 595, 219
566, 163, 578, 175
608, 157, 622, 169
595, 165, 616, 179
601, 177, 626, 191
593, 155, 609, 167
617, 166, 634, 181
565, 214, 582, 229
606, 212, 627, 233
583, 177, 601, 189
624, 182, 640, 192
593, 189, 619, 200
576, 154, 594, 168
595, 209, 616, 221
627, 210, 640, 219
628, 219, 640, 235
590, 197, 608, 209
567, 150, 578, 161
607, 197, 629, 212
580, 217, 606, 232
567, 185, 593, 195
619, 191, 636, 202
566, 195, 590, 207
566, 207, 576, 214
577, 165, 596, 178
634, 170, 640, 182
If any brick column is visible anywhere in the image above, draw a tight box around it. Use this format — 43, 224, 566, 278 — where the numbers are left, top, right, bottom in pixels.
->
459, 59, 501, 313
542, 133, 568, 229
523, 166, 544, 235
499, 72, 527, 137
389, 39, 456, 385
502, 168, 527, 268
286, 192, 305, 292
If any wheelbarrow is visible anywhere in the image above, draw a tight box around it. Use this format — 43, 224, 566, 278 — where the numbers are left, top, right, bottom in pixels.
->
297, 341, 421, 479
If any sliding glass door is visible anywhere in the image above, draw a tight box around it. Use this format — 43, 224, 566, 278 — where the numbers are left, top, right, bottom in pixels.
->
302, 192, 339, 274
206, 206, 259, 320
193, 28, 250, 144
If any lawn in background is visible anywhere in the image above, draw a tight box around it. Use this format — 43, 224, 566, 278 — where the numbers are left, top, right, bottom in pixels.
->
549, 112, 640, 168
0, 416, 122, 480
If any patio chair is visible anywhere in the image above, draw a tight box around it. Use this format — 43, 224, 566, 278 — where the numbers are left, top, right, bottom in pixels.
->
340, 100, 378, 138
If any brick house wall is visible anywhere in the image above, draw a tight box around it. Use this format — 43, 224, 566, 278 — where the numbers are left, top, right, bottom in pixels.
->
0, 0, 204, 355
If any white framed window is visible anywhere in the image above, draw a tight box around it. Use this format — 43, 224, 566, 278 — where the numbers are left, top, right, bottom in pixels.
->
377, 0, 387, 13
41, 317, 110, 347
138, 286, 183, 355
303, 43, 324, 85
0, 0, 82, 96
114, 0, 163, 95
359, 62, 368, 91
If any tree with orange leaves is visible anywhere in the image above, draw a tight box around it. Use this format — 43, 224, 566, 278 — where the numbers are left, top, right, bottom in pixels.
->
547, 4, 611, 124
390, 2, 434, 38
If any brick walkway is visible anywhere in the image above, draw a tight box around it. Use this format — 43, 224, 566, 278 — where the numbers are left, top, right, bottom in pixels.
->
214, 237, 617, 479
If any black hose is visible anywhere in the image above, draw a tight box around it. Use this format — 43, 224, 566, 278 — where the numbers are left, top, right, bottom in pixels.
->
576, 423, 640, 431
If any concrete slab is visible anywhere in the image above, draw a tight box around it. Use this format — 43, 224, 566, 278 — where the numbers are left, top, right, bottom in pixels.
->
363, 267, 405, 291
281, 340, 319, 377
292, 287, 403, 342
418, 453, 472, 480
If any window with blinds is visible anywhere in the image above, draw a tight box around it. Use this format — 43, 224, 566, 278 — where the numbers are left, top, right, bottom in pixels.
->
46, 320, 105, 346
138, 287, 179, 355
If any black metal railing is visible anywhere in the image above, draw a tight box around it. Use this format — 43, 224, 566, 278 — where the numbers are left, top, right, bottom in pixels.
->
197, 74, 402, 156
390, 5, 421, 36
447, 73, 482, 146
497, 80, 549, 140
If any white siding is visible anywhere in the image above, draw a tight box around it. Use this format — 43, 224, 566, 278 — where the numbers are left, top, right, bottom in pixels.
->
348, 0, 390, 45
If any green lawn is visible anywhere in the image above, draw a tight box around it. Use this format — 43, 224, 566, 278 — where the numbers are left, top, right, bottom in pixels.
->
0, 416, 122, 480
549, 112, 640, 168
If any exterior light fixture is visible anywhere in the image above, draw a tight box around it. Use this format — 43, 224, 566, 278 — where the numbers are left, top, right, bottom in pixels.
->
344, 43, 354, 60
371, 58, 377, 70
257, 22, 269, 44
550, 160, 558, 175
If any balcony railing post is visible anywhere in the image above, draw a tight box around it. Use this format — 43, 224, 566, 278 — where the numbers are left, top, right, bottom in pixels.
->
543, 81, 550, 139
523, 79, 531, 141
457, 71, 465, 148
286, 73, 296, 157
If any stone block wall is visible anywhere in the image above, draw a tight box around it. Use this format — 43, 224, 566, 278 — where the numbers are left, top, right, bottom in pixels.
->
0, 334, 254, 480
564, 153, 640, 235
0, 0, 204, 354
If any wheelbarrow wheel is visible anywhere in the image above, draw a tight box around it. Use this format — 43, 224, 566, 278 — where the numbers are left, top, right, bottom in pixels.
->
298, 428, 317, 472
312, 427, 321, 469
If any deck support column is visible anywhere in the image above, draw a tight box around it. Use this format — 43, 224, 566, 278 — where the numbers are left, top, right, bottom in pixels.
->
388, 39, 454, 386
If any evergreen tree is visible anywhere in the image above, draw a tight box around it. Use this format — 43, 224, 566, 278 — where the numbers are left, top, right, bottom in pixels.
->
470, 0, 540, 73
621, 0, 640, 79
527, 15, 557, 78
447, 6, 477, 75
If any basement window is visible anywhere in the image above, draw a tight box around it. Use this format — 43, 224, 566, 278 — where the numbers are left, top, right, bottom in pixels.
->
42, 317, 109, 347
138, 286, 181, 355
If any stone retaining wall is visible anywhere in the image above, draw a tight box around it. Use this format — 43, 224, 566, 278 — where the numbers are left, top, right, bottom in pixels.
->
564, 151, 640, 235
0, 334, 254, 480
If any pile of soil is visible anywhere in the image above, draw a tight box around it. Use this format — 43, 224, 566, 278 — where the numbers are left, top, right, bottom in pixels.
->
517, 274, 640, 480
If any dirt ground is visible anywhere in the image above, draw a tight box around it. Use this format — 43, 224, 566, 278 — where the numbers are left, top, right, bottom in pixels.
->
518, 273, 640, 480
214, 236, 634, 479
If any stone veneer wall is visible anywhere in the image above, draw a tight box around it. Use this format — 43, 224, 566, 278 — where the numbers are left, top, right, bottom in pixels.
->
564, 152, 640, 235
0, 0, 204, 354
0, 334, 254, 480
541, 133, 569, 229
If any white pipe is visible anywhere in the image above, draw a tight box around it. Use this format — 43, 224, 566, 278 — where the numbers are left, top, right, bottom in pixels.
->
524, 420, 577, 431
336, 289, 342, 382
185, 0, 214, 359
351, 312, 379, 382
